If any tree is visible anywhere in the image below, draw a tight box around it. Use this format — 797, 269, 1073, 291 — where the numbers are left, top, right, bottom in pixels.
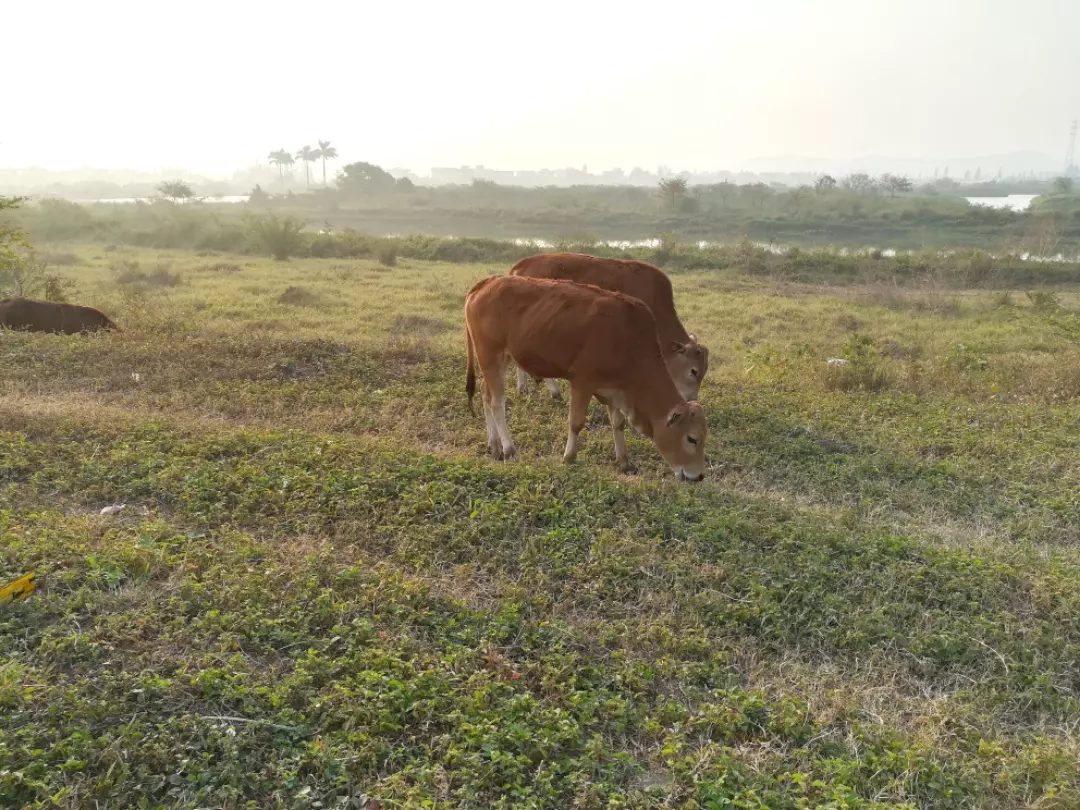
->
879, 173, 914, 197
316, 139, 338, 187
788, 185, 811, 213
396, 176, 416, 193
741, 182, 773, 210
1051, 176, 1074, 195
249, 184, 270, 204
814, 174, 837, 193
715, 181, 736, 207
267, 149, 295, 188
842, 173, 875, 194
337, 161, 396, 196
157, 179, 194, 202
295, 145, 318, 187
655, 177, 688, 212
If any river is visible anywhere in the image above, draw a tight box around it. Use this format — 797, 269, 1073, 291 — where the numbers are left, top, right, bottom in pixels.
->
73, 194, 1039, 211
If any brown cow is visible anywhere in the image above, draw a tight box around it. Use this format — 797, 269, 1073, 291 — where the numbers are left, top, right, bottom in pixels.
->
0, 297, 118, 334
464, 275, 707, 481
509, 253, 708, 401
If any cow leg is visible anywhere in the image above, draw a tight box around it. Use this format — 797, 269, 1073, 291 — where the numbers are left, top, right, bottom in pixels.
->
476, 349, 516, 461
516, 366, 529, 395
482, 364, 516, 461
608, 406, 637, 474
490, 384, 516, 461
482, 393, 501, 459
563, 383, 590, 463
544, 379, 563, 402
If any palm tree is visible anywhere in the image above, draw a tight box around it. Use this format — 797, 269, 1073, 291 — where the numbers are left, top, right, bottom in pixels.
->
295, 145, 318, 187
316, 140, 338, 187
268, 149, 293, 188
279, 151, 295, 185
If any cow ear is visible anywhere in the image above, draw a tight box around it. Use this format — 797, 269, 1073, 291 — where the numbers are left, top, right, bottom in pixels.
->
670, 341, 686, 355
666, 407, 684, 427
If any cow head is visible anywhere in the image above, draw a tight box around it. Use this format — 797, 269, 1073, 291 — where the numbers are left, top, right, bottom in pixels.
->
665, 334, 709, 401
654, 401, 707, 481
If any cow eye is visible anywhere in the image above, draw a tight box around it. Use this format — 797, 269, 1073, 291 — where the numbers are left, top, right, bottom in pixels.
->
687, 436, 698, 445
690, 369, 699, 377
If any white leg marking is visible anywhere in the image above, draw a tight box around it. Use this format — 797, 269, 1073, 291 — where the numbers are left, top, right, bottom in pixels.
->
492, 391, 516, 459
609, 406, 636, 473
483, 395, 501, 458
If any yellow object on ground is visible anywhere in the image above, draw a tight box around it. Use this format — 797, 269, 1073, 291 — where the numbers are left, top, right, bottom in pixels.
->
0, 572, 36, 606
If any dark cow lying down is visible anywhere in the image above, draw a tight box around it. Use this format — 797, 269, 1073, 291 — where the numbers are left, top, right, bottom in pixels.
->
0, 297, 118, 334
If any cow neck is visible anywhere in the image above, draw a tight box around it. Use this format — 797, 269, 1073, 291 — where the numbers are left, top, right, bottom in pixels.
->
658, 319, 691, 347
624, 376, 684, 439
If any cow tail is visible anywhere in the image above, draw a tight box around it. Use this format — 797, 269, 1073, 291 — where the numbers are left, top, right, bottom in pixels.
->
465, 322, 477, 416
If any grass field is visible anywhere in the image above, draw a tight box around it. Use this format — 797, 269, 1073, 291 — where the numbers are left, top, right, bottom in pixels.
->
3, 244, 1080, 809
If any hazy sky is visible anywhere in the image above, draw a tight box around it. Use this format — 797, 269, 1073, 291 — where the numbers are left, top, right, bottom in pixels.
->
4, 0, 1079, 175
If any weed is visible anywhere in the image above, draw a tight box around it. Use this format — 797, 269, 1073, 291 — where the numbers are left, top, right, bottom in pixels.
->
203, 261, 243, 273
277, 285, 320, 306
1027, 289, 1061, 312
824, 332, 892, 391
35, 249, 81, 266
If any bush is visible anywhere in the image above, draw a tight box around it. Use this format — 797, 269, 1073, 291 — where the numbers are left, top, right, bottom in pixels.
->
111, 258, 182, 288
1026, 290, 1061, 312
43, 274, 77, 302
652, 232, 679, 267
110, 257, 144, 285
0, 252, 48, 298
377, 241, 399, 267
246, 212, 306, 260
145, 263, 183, 287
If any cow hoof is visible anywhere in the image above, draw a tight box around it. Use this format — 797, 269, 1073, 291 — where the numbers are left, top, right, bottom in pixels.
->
562, 453, 577, 464
488, 442, 503, 460
550, 391, 563, 403
617, 460, 638, 474
503, 446, 517, 460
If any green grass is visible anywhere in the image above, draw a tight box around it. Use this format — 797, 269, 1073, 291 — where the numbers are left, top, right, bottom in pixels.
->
3, 246, 1080, 808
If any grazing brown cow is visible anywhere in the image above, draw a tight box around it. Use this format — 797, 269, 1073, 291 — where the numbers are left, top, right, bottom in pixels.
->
509, 253, 708, 401
0, 297, 118, 334
464, 275, 707, 481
